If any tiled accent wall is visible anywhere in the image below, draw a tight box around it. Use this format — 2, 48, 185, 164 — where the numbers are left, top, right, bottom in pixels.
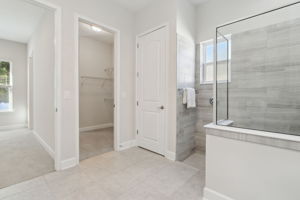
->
176, 35, 197, 161
227, 18, 300, 136
195, 44, 214, 152
176, 90, 197, 160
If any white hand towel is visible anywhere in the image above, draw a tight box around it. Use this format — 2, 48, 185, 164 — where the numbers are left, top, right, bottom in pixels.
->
183, 88, 196, 108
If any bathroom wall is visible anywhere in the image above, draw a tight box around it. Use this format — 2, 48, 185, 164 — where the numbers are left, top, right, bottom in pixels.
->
175, 0, 197, 161
79, 36, 114, 130
176, 35, 197, 161
227, 18, 300, 135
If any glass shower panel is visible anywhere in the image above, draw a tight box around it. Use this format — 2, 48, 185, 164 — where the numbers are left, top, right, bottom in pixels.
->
216, 2, 300, 136
216, 32, 230, 124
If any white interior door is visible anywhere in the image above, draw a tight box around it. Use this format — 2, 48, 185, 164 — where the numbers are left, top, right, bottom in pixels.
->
136, 26, 167, 155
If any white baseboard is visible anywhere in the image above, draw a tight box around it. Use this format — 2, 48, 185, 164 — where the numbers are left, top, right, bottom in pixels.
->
32, 131, 55, 159
119, 140, 137, 151
165, 151, 176, 161
60, 157, 77, 170
203, 187, 234, 200
0, 124, 27, 131
79, 123, 113, 133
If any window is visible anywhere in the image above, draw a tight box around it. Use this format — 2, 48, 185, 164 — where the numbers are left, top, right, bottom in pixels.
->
200, 37, 231, 84
0, 61, 13, 112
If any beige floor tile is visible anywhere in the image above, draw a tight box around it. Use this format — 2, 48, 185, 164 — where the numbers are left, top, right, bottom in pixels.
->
94, 154, 135, 173
116, 181, 171, 200
92, 176, 125, 198
0, 147, 206, 200
80, 165, 112, 182
144, 161, 200, 196
120, 147, 163, 163
183, 152, 206, 170
2, 183, 55, 200
45, 167, 93, 199
0, 177, 47, 199
62, 182, 114, 200
170, 171, 205, 200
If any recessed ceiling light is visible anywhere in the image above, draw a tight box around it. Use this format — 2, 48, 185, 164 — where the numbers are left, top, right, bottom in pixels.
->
91, 26, 102, 32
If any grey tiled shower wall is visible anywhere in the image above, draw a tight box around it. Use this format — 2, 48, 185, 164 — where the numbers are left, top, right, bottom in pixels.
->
177, 18, 300, 160
224, 18, 300, 136
176, 35, 213, 161
195, 44, 213, 152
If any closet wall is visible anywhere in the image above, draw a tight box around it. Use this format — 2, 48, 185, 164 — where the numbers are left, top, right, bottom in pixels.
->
79, 36, 114, 130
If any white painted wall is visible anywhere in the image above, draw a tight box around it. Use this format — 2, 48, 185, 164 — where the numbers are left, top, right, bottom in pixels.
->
177, 0, 196, 42
38, 0, 135, 163
205, 134, 300, 200
27, 10, 55, 151
196, 0, 299, 42
0, 39, 27, 128
79, 36, 114, 129
135, 0, 177, 154
176, 0, 196, 89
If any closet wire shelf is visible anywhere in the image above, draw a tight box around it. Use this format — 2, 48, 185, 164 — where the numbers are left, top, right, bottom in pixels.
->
80, 75, 113, 87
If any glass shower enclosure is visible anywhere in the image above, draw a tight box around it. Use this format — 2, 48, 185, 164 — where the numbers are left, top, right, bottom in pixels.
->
216, 2, 300, 136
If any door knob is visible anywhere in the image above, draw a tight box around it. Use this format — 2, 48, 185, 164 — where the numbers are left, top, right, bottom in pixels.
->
159, 106, 164, 110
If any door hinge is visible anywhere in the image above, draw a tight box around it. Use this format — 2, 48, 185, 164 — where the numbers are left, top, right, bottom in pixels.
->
137, 101, 139, 106
137, 72, 139, 77
55, 108, 58, 112
137, 130, 139, 135
137, 43, 139, 48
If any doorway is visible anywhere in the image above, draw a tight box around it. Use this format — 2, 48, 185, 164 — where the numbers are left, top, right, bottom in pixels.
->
76, 17, 120, 162
136, 25, 168, 155
0, 0, 60, 188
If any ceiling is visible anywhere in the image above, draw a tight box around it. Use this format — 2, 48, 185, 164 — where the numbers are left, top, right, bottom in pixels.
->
111, 0, 156, 12
111, 0, 209, 12
0, 0, 47, 43
79, 21, 114, 44
188, 0, 209, 5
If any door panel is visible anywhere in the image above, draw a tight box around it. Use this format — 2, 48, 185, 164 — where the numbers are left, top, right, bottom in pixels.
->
137, 27, 167, 155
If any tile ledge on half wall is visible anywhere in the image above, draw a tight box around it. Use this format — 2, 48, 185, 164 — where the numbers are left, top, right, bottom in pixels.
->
205, 123, 300, 152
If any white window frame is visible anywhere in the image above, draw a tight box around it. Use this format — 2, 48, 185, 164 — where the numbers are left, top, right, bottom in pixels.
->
0, 60, 13, 112
200, 36, 231, 85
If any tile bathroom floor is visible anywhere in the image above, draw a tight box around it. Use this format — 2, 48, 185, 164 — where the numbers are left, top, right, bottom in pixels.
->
0, 147, 205, 200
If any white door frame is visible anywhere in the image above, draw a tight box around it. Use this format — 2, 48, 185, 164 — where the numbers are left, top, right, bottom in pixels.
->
74, 14, 121, 163
135, 23, 169, 157
27, 51, 34, 130
27, 0, 62, 170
